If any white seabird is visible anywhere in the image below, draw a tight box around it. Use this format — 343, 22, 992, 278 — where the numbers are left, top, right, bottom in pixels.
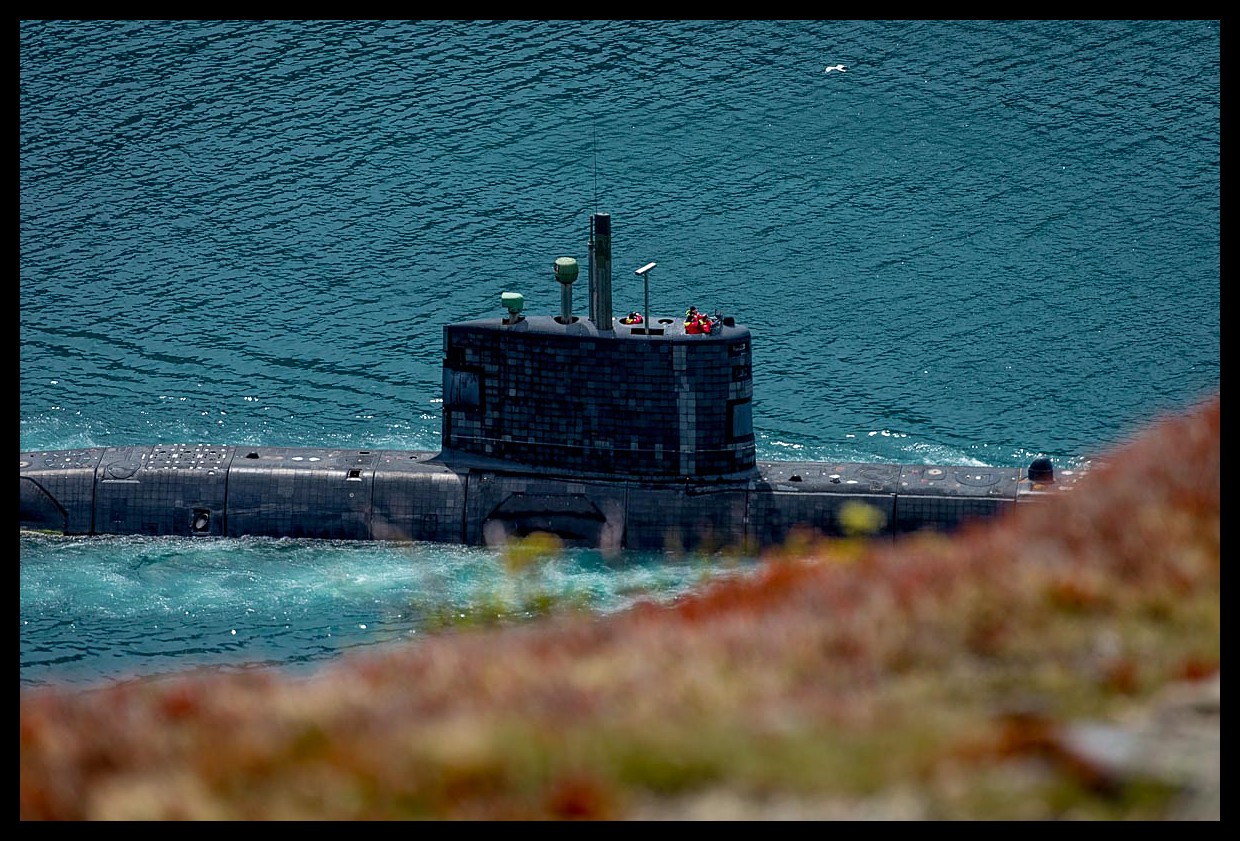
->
823, 64, 847, 73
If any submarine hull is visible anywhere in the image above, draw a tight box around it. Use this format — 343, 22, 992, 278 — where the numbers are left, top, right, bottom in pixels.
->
20, 212, 1081, 551
20, 444, 1075, 551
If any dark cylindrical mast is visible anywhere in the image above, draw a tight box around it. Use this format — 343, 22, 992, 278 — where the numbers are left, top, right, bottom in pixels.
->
589, 212, 613, 329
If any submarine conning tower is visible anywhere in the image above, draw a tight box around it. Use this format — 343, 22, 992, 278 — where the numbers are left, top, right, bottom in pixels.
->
438, 212, 757, 481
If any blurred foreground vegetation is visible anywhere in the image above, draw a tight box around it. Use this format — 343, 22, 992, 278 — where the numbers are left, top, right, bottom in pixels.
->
19, 394, 1220, 820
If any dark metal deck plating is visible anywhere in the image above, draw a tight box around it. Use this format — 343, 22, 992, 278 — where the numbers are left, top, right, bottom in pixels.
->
20, 444, 1082, 552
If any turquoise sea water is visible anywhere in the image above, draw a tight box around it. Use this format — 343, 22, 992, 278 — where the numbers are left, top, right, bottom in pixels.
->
20, 20, 1219, 688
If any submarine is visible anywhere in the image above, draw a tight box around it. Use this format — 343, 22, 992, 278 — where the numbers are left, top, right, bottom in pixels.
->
20, 212, 1086, 553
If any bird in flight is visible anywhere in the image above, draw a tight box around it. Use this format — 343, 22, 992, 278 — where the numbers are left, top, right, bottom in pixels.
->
823, 64, 847, 73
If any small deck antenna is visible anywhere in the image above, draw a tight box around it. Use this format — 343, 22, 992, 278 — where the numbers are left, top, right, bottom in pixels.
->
592, 124, 598, 213
635, 262, 656, 337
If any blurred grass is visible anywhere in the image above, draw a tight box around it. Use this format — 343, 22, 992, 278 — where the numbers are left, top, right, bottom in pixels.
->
19, 393, 1219, 820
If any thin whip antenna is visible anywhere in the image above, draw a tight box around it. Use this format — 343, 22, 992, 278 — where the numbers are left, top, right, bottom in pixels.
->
593, 124, 598, 213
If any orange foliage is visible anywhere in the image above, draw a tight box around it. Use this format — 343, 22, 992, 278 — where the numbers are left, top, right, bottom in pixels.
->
18, 394, 1220, 820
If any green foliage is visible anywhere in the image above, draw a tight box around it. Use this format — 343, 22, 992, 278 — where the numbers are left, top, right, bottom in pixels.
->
418, 532, 595, 632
